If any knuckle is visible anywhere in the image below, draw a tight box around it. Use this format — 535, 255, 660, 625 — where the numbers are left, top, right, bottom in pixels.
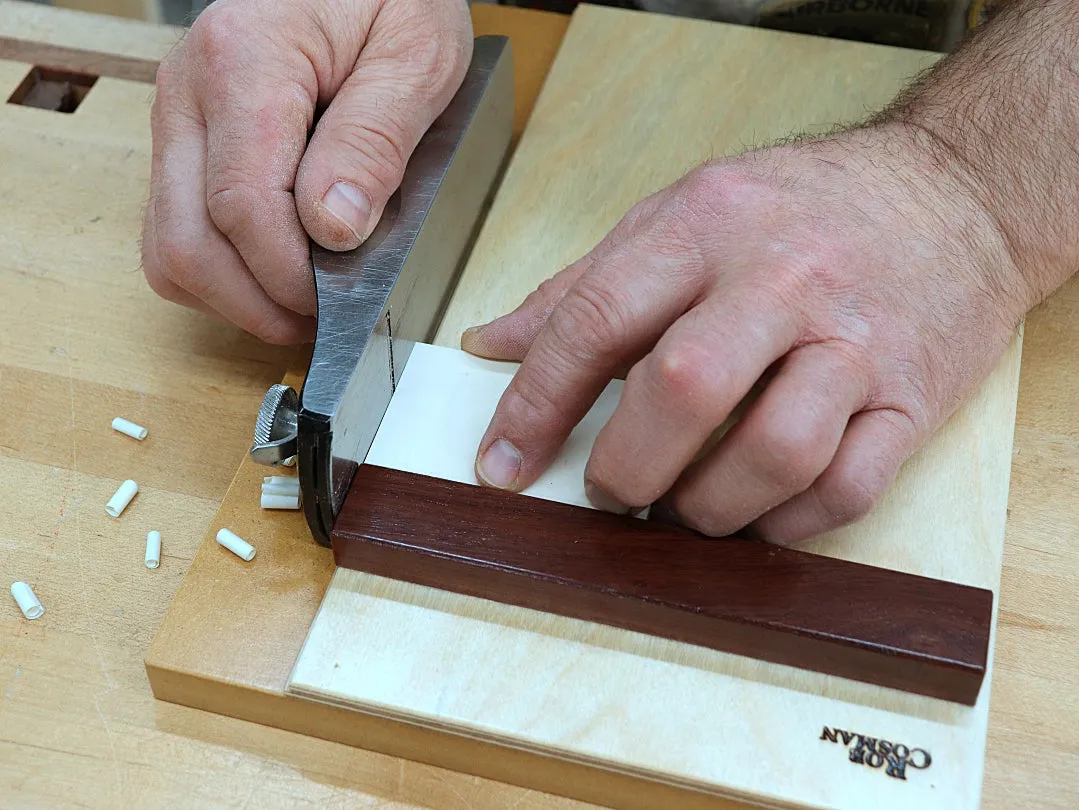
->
651, 342, 732, 418
526, 276, 566, 312
618, 196, 660, 233
150, 56, 196, 130
766, 251, 845, 312
153, 54, 183, 94
206, 185, 254, 238
753, 417, 832, 490
604, 479, 655, 512
512, 275, 569, 328
792, 245, 845, 292
822, 473, 884, 526
607, 208, 648, 244
154, 231, 203, 289
142, 259, 180, 302
816, 410, 915, 528
406, 29, 458, 94
737, 250, 823, 315
686, 164, 848, 304
207, 187, 314, 316
383, 6, 472, 94
548, 279, 632, 361
331, 119, 409, 196
189, 4, 246, 65
503, 368, 563, 428
250, 313, 302, 345
884, 365, 937, 431
683, 162, 763, 221
638, 204, 701, 261
674, 500, 729, 538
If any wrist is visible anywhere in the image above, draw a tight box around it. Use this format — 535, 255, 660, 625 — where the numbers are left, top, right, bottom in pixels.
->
869, 119, 1049, 321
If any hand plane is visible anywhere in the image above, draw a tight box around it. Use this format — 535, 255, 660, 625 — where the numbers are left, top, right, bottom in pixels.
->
248, 37, 514, 547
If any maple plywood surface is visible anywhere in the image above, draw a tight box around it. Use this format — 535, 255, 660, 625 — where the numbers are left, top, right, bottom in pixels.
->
1, 1, 1075, 809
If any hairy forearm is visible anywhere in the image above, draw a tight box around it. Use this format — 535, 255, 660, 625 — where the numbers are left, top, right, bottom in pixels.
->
884, 0, 1079, 309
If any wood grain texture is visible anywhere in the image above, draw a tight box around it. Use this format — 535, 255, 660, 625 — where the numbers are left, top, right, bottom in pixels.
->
0, 36, 159, 82
334, 465, 992, 704
49, 0, 162, 24
130, 5, 1079, 810
0, 4, 316, 805
0, 1, 179, 62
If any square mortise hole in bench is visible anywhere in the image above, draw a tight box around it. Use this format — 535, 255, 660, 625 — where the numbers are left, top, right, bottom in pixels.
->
7, 67, 97, 113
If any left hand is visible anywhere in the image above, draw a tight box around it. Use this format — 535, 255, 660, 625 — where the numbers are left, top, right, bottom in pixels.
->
460, 125, 1030, 545
140, 0, 473, 343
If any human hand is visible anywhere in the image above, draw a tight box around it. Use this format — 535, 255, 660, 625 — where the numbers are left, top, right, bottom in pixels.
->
463, 125, 1032, 544
142, 0, 472, 342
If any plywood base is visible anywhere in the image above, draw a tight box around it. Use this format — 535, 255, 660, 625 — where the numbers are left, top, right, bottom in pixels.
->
289, 322, 1020, 810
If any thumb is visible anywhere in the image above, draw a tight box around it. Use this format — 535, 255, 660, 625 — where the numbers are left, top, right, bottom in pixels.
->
295, 3, 472, 250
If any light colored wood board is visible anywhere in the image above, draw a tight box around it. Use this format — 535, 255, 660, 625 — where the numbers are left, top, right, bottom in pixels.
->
435, 6, 939, 346
0, 54, 27, 86
0, 0, 180, 61
49, 0, 163, 24
125, 5, 1079, 810
290, 324, 1019, 809
471, 3, 571, 140
0, 77, 288, 503
2, 5, 600, 810
983, 274, 1079, 808
367, 343, 626, 509
0, 7, 340, 806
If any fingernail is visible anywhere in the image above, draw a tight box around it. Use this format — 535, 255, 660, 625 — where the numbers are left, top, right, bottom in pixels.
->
477, 439, 521, 490
460, 325, 482, 348
321, 181, 371, 240
584, 479, 631, 515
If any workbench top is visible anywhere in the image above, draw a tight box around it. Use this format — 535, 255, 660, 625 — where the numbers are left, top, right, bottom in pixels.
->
1, 2, 1077, 808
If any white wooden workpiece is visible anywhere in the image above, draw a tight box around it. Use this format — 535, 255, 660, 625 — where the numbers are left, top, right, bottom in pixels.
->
289, 336, 1021, 809
365, 344, 623, 509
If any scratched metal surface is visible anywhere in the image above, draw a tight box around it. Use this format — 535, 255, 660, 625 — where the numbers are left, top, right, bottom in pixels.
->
297, 35, 514, 545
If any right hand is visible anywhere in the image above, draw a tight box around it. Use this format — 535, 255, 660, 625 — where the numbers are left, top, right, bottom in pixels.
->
142, 0, 473, 343
462, 125, 1031, 544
